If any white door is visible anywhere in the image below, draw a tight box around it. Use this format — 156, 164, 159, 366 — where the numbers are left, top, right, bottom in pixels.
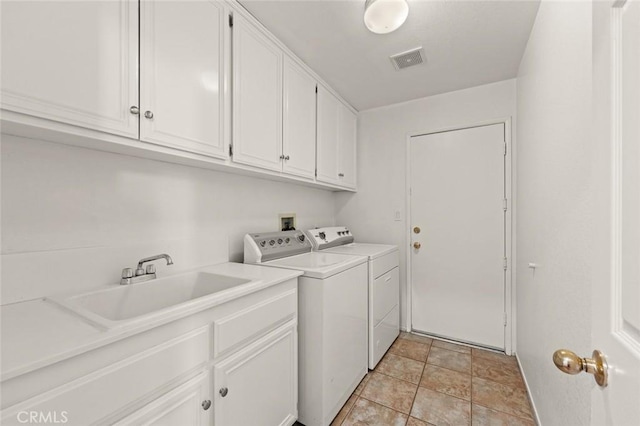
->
337, 104, 357, 189
590, 0, 640, 422
140, 0, 227, 159
213, 323, 297, 426
113, 372, 211, 426
316, 85, 340, 185
232, 14, 283, 172
0, 0, 138, 138
410, 124, 506, 349
282, 57, 317, 179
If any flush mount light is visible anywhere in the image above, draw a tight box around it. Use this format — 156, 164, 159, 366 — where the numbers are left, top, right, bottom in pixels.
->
364, 0, 409, 34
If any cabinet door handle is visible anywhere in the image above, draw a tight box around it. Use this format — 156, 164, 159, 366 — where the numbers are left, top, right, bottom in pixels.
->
129, 106, 140, 115
219, 387, 229, 397
284, 155, 290, 160
144, 110, 154, 119
201, 400, 212, 410
279, 155, 285, 160
338, 173, 345, 177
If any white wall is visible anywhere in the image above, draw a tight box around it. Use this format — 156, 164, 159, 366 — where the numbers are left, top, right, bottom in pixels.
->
1, 135, 335, 304
515, 1, 593, 424
335, 79, 517, 330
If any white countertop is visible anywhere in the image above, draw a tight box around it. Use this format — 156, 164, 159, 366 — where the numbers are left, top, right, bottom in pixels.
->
1, 262, 302, 382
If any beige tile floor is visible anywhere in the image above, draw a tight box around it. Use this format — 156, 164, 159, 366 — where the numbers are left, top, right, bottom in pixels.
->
329, 332, 535, 426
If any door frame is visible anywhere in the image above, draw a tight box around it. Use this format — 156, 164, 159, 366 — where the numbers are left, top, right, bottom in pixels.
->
405, 117, 515, 355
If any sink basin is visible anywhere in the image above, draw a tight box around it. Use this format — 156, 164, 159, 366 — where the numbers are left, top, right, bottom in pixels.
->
48, 271, 253, 329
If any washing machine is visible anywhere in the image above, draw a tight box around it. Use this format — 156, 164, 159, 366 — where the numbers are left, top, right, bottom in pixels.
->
306, 226, 399, 369
244, 230, 368, 426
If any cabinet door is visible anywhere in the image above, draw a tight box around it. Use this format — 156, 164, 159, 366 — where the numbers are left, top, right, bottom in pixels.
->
316, 86, 340, 185
140, 0, 227, 159
113, 372, 212, 426
213, 323, 297, 426
282, 58, 317, 180
232, 14, 283, 171
337, 104, 357, 189
0, 0, 138, 138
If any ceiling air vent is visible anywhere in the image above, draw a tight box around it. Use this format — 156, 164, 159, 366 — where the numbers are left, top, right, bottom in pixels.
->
390, 47, 424, 71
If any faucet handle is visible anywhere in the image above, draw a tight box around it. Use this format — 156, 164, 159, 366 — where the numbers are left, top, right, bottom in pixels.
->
145, 264, 156, 274
121, 268, 133, 279
135, 266, 145, 276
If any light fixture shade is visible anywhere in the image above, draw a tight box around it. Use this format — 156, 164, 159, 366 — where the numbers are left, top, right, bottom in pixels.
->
364, 0, 409, 34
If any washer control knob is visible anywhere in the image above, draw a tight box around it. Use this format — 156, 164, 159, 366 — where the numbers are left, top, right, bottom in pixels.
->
285, 237, 290, 243
319, 232, 326, 240
269, 240, 276, 246
277, 238, 283, 244
298, 234, 305, 242
259, 241, 266, 247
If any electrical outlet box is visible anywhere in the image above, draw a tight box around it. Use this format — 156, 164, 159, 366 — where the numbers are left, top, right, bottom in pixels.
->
279, 213, 297, 231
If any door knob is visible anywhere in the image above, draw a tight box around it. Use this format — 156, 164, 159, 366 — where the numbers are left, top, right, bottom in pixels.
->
413, 242, 421, 249
552, 349, 608, 387
413, 227, 421, 234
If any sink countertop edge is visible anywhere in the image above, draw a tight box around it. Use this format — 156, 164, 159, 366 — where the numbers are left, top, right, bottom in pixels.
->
0, 262, 302, 382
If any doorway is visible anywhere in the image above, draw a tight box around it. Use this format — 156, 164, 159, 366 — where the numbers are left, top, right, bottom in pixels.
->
408, 122, 511, 351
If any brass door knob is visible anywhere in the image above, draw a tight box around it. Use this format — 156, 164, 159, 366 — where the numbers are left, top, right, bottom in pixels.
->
552, 349, 608, 387
413, 226, 421, 234
413, 242, 421, 249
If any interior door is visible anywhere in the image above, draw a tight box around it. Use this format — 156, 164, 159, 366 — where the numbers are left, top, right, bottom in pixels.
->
410, 123, 506, 349
591, 0, 640, 422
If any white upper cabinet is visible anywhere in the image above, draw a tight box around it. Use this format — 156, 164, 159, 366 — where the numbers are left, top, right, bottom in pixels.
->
282, 58, 317, 180
0, 0, 139, 138
338, 104, 357, 189
140, 0, 227, 159
316, 85, 340, 185
317, 85, 357, 188
232, 14, 283, 172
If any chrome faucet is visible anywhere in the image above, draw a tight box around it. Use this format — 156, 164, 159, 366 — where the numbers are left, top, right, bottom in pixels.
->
121, 254, 174, 285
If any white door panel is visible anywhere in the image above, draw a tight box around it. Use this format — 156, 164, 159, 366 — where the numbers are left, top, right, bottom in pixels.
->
338, 104, 357, 188
1, 0, 138, 138
283, 58, 316, 179
316, 86, 340, 185
592, 0, 640, 423
411, 124, 505, 349
140, 0, 227, 159
232, 15, 283, 171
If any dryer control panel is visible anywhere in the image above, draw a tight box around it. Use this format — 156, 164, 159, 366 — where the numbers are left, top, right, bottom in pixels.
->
306, 226, 355, 250
244, 230, 311, 263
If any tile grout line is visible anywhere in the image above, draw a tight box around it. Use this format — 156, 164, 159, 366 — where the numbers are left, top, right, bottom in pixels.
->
407, 342, 431, 423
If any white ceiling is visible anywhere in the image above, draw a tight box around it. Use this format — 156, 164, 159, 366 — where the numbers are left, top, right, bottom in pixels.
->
239, 0, 540, 111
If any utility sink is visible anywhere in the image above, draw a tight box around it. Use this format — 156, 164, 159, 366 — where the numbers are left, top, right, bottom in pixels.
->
47, 271, 253, 329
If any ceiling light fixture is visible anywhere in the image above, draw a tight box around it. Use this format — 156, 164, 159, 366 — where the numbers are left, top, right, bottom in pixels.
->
364, 0, 409, 34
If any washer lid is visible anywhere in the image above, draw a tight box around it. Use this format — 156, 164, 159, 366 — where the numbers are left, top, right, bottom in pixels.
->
320, 243, 398, 260
264, 252, 367, 279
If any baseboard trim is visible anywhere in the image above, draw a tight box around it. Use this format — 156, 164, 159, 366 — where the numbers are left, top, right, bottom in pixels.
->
515, 353, 542, 426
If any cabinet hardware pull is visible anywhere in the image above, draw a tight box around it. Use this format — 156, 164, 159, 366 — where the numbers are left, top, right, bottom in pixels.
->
129, 106, 140, 115
219, 387, 229, 397
338, 173, 345, 177
285, 155, 290, 160
201, 400, 212, 410
280, 155, 285, 160
144, 110, 154, 119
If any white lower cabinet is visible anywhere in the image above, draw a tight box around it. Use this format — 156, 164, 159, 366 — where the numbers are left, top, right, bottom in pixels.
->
0, 280, 298, 426
213, 322, 297, 426
114, 371, 212, 426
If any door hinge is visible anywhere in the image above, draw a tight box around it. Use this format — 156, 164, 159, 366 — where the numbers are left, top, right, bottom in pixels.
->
503, 257, 508, 270
229, 145, 233, 157
315, 168, 317, 177
503, 141, 507, 156
315, 85, 318, 94
504, 312, 508, 326
503, 198, 508, 211
228, 14, 233, 28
